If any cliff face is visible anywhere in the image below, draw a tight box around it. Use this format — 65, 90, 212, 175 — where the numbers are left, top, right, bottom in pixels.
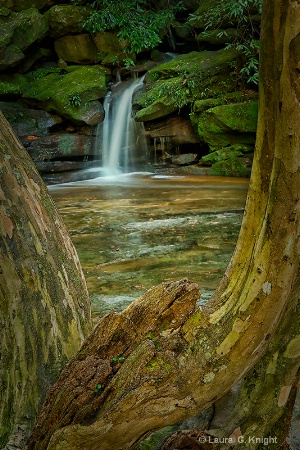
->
0, 0, 260, 179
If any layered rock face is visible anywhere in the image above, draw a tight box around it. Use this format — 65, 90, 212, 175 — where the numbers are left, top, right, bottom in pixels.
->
0, 0, 260, 180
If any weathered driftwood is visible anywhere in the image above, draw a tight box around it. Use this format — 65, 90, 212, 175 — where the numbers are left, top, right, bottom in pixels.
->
24, 278, 201, 450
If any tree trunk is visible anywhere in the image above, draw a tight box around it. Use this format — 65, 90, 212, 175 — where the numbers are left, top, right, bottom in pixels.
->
7, 0, 300, 448
0, 113, 92, 449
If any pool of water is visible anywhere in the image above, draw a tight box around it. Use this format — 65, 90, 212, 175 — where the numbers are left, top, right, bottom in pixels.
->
49, 173, 249, 317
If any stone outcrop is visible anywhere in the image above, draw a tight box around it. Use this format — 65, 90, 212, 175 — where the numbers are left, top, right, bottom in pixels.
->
22, 66, 107, 124
0, 0, 260, 178
46, 5, 89, 38
54, 34, 99, 64
190, 99, 258, 150
134, 48, 238, 123
0, 7, 48, 70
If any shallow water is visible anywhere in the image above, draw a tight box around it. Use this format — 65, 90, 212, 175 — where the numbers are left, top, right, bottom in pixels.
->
49, 173, 249, 317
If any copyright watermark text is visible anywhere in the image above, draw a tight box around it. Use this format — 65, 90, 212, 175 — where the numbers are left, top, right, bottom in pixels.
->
198, 435, 278, 446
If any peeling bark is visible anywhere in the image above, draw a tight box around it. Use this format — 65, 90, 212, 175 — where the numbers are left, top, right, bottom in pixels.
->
0, 112, 92, 448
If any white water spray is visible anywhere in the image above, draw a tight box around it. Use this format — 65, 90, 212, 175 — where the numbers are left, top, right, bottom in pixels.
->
99, 77, 147, 176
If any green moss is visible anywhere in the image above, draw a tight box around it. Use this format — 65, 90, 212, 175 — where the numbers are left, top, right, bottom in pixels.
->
0, 74, 29, 97
22, 66, 107, 122
209, 157, 250, 177
210, 101, 258, 132
192, 100, 258, 150
145, 332, 162, 351
135, 48, 238, 121
147, 48, 237, 81
202, 145, 250, 164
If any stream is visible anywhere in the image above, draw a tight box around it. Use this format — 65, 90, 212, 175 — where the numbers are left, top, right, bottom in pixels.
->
49, 172, 249, 318
48, 172, 300, 449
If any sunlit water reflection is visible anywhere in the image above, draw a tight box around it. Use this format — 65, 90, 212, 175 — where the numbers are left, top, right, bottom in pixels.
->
49, 173, 249, 317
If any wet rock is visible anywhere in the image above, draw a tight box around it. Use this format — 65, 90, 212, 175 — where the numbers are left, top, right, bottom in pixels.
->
147, 116, 199, 146
17, 47, 54, 73
54, 34, 99, 64
0, 101, 62, 135
173, 22, 195, 42
24, 132, 95, 163
0, 8, 49, 71
171, 153, 198, 165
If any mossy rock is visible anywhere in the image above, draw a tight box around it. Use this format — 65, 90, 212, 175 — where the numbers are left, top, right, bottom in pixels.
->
22, 66, 107, 125
0, 8, 48, 70
201, 144, 252, 165
135, 77, 186, 122
209, 156, 252, 177
190, 100, 258, 150
146, 48, 237, 81
0, 73, 29, 98
192, 91, 258, 114
46, 5, 90, 38
135, 48, 237, 122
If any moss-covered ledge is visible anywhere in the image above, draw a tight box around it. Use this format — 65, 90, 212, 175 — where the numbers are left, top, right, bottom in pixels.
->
22, 66, 109, 125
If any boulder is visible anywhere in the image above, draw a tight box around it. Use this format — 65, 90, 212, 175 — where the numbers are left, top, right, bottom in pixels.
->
171, 153, 198, 165
0, 102, 63, 136
46, 5, 90, 38
22, 66, 107, 125
0, 8, 49, 71
134, 48, 237, 122
190, 100, 258, 150
145, 48, 237, 80
25, 132, 94, 163
54, 34, 99, 64
146, 116, 199, 146
134, 78, 182, 121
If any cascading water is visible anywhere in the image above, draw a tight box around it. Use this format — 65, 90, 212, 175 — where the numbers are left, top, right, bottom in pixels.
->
97, 76, 147, 176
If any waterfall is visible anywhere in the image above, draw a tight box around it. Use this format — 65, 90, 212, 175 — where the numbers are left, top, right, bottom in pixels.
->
98, 77, 147, 176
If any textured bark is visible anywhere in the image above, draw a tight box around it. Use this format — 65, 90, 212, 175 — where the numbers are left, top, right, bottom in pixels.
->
22, 1, 300, 449
0, 1, 291, 449
0, 112, 92, 449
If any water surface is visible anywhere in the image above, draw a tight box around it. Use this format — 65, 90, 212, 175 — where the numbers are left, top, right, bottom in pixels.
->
49, 173, 249, 316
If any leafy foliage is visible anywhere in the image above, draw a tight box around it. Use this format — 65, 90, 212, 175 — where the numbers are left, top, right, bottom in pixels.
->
71, 0, 184, 58
189, 0, 262, 85
68, 93, 82, 107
